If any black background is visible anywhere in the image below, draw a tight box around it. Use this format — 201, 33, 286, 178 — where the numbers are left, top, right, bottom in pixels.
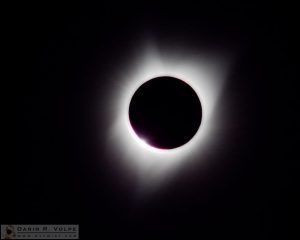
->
8, 3, 294, 240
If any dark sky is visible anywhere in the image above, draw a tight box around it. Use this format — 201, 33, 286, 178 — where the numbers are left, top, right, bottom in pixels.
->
8, 3, 294, 239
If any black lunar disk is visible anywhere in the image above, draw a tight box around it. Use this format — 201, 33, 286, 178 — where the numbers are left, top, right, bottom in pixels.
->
129, 76, 202, 149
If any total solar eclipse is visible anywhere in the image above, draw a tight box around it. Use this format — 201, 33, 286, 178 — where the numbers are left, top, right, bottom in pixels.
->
129, 76, 202, 149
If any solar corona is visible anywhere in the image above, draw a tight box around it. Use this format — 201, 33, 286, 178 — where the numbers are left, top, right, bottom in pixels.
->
100, 41, 231, 186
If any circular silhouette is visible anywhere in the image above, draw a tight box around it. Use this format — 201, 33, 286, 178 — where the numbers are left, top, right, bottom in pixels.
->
129, 76, 202, 149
